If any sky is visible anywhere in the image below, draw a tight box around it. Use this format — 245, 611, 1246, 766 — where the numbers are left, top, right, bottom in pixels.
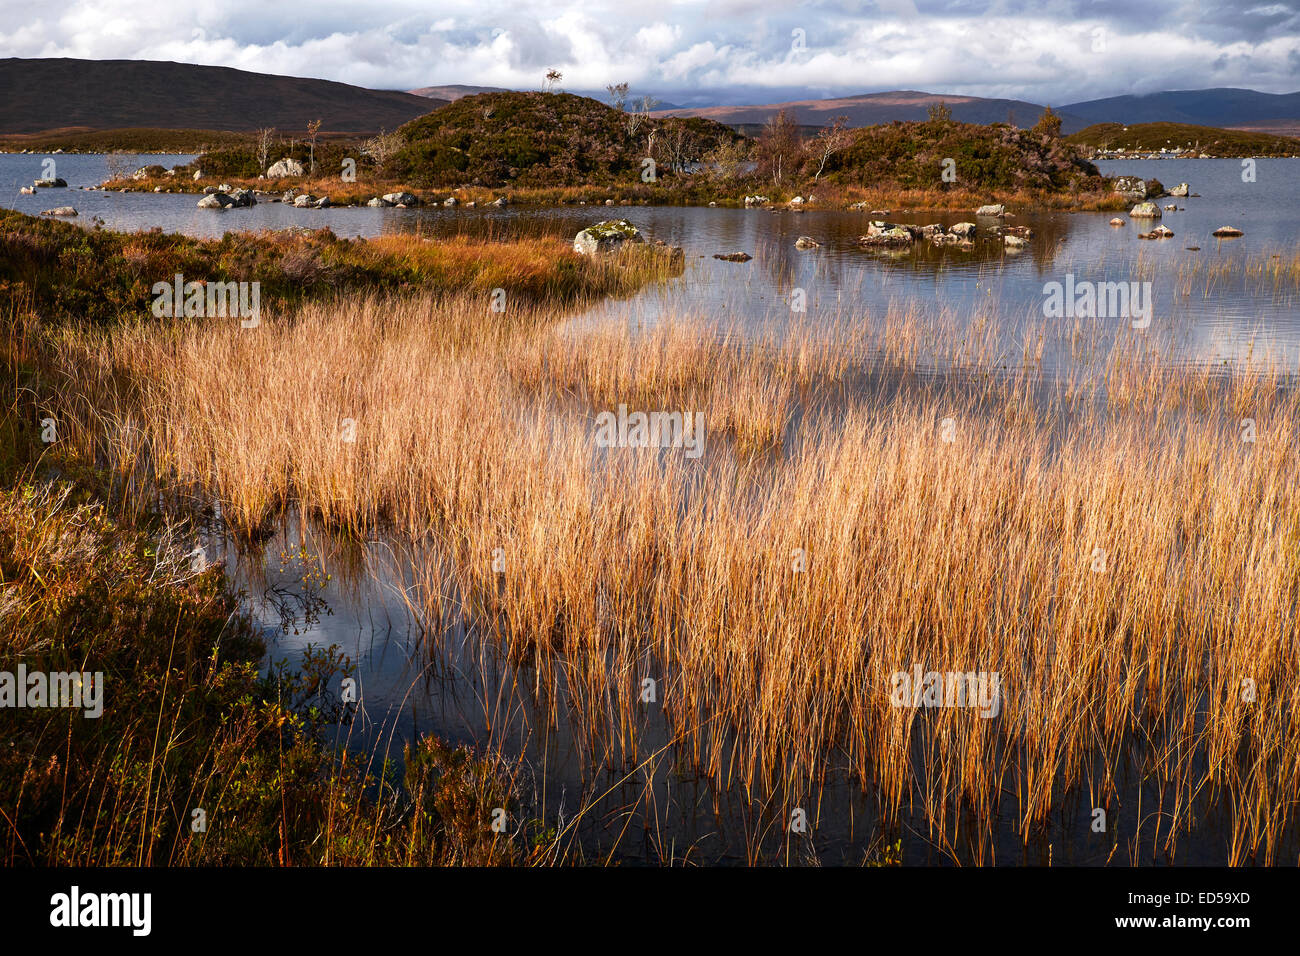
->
2, 0, 1298, 106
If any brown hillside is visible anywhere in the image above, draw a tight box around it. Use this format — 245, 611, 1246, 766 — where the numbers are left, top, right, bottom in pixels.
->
0, 57, 445, 135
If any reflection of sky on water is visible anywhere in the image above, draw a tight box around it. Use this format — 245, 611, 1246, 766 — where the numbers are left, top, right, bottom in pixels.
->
6, 155, 1294, 375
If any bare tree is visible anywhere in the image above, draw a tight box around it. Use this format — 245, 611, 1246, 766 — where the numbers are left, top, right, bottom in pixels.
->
362, 128, 405, 171
702, 138, 750, 182
104, 153, 134, 181
757, 108, 802, 185
256, 127, 276, 176
544, 69, 563, 93
627, 95, 660, 135
306, 119, 322, 175
606, 82, 629, 111
807, 115, 852, 181
662, 121, 703, 173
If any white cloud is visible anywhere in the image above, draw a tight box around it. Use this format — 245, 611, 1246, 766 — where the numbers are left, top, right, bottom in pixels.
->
0, 0, 1296, 103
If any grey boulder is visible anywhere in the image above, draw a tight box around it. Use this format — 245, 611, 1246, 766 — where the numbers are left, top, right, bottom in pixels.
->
573, 219, 644, 255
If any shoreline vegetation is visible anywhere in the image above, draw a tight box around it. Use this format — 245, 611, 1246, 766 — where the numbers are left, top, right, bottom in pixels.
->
4, 97, 1293, 219
1067, 121, 1300, 159
30, 92, 1173, 212
4, 198, 1300, 863
0, 207, 681, 866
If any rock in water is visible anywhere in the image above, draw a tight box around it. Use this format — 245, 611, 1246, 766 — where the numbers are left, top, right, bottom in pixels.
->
976, 204, 1006, 217
713, 252, 752, 262
197, 193, 234, 209
383, 192, 417, 206
1130, 202, 1162, 218
860, 222, 914, 246
1139, 225, 1175, 239
41, 206, 77, 216
573, 219, 644, 255
1169, 183, 1190, 197
1211, 226, 1244, 237
794, 236, 819, 249
1109, 218, 1125, 226
949, 222, 976, 237
34, 177, 68, 188
1112, 176, 1163, 199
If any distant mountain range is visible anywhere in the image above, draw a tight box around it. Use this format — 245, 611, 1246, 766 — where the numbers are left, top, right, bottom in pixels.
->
0, 58, 444, 135
651, 87, 1300, 137
408, 84, 510, 101
2, 58, 1297, 141
647, 90, 1086, 133
1057, 89, 1300, 137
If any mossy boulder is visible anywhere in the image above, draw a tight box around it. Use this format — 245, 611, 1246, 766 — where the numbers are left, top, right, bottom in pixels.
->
573, 219, 644, 255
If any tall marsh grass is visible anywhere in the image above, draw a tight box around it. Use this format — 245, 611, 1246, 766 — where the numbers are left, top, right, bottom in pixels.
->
19, 276, 1300, 864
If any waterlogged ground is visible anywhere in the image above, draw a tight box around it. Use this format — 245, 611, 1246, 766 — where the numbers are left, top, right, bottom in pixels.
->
209, 506, 1278, 866
12, 151, 1300, 863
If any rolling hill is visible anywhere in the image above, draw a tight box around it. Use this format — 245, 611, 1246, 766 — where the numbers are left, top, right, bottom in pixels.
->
1059, 88, 1300, 137
0, 58, 445, 135
392, 91, 742, 188
651, 90, 1083, 134
649, 87, 1300, 137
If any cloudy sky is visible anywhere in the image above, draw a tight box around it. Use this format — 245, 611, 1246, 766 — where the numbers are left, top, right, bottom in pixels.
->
2, 0, 1298, 106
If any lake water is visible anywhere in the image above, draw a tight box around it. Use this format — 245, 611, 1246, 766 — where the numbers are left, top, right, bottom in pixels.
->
9, 151, 1300, 864
6, 153, 1299, 374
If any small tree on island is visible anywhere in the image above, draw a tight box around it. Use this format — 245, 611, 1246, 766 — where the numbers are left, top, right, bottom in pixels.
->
808, 115, 852, 181
927, 101, 953, 125
1032, 106, 1063, 139
256, 127, 276, 176
627, 95, 660, 135
606, 82, 629, 111
701, 137, 751, 182
104, 153, 134, 181
758, 108, 802, 186
363, 128, 405, 172
306, 119, 322, 175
